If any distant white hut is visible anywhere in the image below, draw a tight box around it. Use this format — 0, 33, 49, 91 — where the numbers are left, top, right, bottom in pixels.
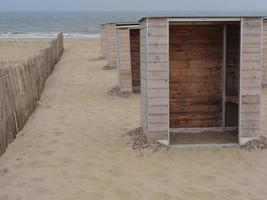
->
116, 22, 140, 93
100, 24, 108, 58
105, 23, 117, 68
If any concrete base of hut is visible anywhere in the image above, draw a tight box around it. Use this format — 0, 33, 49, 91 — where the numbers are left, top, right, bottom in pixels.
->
170, 130, 238, 146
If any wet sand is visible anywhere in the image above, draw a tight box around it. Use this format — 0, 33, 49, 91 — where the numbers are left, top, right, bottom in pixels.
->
0, 38, 267, 200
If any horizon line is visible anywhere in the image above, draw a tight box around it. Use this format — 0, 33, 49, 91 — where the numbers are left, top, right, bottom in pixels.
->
0, 10, 267, 12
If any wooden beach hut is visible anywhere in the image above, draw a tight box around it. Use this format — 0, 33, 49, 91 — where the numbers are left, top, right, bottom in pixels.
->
100, 24, 108, 58
140, 16, 267, 146
105, 23, 117, 68
116, 22, 141, 93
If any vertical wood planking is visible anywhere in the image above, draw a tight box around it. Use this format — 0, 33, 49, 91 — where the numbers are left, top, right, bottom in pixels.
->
240, 17, 263, 143
104, 24, 109, 58
222, 25, 227, 130
263, 20, 267, 86
147, 18, 169, 141
102, 24, 108, 58
225, 24, 240, 127
117, 28, 132, 92
106, 23, 117, 67
100, 24, 105, 58
262, 20, 267, 138
130, 29, 141, 93
169, 25, 223, 128
140, 19, 148, 136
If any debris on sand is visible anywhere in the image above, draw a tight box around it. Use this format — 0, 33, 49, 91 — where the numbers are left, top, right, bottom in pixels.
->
240, 136, 267, 151
107, 86, 131, 99
102, 65, 116, 70
126, 127, 169, 152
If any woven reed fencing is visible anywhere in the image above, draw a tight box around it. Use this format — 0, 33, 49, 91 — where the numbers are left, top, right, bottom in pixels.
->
0, 33, 64, 155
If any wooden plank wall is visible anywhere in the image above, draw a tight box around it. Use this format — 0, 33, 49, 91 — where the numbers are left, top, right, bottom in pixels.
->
263, 20, 267, 87
140, 19, 148, 136
130, 29, 141, 93
106, 23, 117, 67
104, 24, 109, 58
146, 18, 169, 141
117, 28, 132, 92
240, 17, 262, 143
100, 24, 108, 58
225, 24, 240, 127
169, 25, 223, 128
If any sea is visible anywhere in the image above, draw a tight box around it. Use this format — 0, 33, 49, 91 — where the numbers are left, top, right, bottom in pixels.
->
0, 11, 151, 38
0, 11, 266, 38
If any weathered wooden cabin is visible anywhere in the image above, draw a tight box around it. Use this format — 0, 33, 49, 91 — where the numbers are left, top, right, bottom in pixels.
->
105, 23, 117, 68
116, 22, 141, 93
140, 16, 267, 146
100, 24, 108, 58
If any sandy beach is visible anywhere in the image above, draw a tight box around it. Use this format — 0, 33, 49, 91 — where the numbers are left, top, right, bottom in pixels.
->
0, 39, 52, 64
0, 38, 267, 200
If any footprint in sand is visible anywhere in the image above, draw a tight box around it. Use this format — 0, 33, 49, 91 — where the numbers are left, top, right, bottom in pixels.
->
31, 177, 45, 183
45, 105, 52, 109
87, 175, 113, 187
37, 134, 44, 138
35, 186, 49, 195
57, 156, 73, 163
114, 189, 138, 199
41, 150, 55, 156
29, 160, 47, 167
64, 122, 72, 127
0, 168, 9, 177
74, 174, 86, 180
53, 131, 64, 136
68, 107, 75, 111
185, 174, 216, 185
218, 188, 243, 196
64, 142, 75, 147
17, 182, 27, 188
59, 115, 67, 120
132, 181, 145, 188
49, 140, 59, 144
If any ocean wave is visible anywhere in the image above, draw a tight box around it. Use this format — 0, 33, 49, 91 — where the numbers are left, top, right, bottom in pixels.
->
0, 32, 100, 38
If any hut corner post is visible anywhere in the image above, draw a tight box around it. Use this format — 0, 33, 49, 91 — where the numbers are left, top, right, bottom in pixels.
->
140, 18, 169, 145
263, 20, 267, 87
239, 17, 263, 145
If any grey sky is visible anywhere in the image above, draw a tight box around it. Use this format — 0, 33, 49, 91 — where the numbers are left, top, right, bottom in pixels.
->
0, 0, 266, 11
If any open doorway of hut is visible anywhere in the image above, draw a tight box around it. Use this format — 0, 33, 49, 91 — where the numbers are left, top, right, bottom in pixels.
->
130, 29, 141, 94
169, 22, 240, 146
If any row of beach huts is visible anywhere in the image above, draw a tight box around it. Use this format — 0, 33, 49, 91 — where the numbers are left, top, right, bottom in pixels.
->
100, 15, 267, 147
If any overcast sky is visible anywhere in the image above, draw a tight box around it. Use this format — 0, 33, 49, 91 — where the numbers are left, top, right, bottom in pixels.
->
0, 0, 266, 11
